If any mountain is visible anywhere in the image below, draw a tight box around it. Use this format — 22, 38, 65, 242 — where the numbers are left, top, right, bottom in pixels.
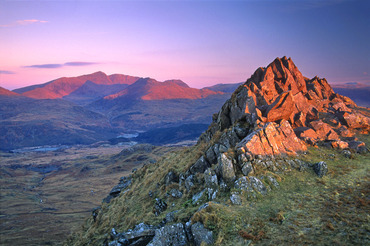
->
0, 95, 118, 150
104, 78, 222, 100
331, 82, 370, 107
13, 71, 140, 99
87, 78, 227, 130
63, 81, 129, 105
0, 86, 20, 96
203, 82, 243, 93
66, 57, 369, 246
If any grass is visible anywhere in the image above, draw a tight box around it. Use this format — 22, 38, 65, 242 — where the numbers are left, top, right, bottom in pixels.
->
66, 133, 369, 246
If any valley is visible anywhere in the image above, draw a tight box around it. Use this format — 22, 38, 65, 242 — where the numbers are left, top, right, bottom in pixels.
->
0, 144, 179, 245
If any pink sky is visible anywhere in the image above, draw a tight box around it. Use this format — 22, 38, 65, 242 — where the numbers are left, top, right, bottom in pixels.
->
0, 1, 369, 90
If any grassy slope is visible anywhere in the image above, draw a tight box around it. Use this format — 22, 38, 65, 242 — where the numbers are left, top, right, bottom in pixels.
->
67, 134, 369, 245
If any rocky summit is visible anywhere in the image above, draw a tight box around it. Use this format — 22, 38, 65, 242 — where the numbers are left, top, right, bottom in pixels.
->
66, 57, 370, 246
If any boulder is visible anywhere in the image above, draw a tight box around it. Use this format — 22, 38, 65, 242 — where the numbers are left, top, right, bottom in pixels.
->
313, 161, 328, 178
310, 120, 339, 141
189, 156, 210, 174
185, 175, 194, 191
230, 192, 242, 205
153, 198, 167, 216
164, 171, 179, 186
103, 176, 132, 203
148, 223, 188, 246
241, 161, 253, 176
192, 190, 205, 205
217, 154, 236, 183
348, 141, 367, 153
237, 120, 307, 157
234, 176, 253, 192
204, 168, 218, 188
249, 176, 268, 195
341, 112, 370, 129
331, 140, 349, 149
191, 222, 214, 246
169, 189, 183, 198
264, 91, 295, 122
294, 127, 319, 144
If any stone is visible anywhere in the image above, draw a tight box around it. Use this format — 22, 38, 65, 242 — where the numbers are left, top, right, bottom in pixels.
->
331, 140, 349, 149
103, 176, 132, 203
169, 189, 183, 198
234, 177, 253, 192
266, 176, 279, 188
206, 188, 218, 200
249, 176, 268, 195
341, 112, 370, 129
192, 190, 205, 205
185, 175, 194, 191
164, 171, 179, 186
217, 153, 236, 183
310, 120, 339, 141
237, 120, 307, 157
265, 91, 295, 122
204, 168, 218, 187
122, 223, 156, 245
348, 141, 367, 153
153, 198, 167, 216
191, 222, 214, 246
341, 150, 352, 158
189, 156, 210, 174
230, 192, 242, 205
147, 223, 188, 246
294, 127, 319, 144
205, 147, 217, 164
241, 162, 253, 176
313, 161, 328, 178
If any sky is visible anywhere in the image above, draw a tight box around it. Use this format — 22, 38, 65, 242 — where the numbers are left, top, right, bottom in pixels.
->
0, 0, 369, 90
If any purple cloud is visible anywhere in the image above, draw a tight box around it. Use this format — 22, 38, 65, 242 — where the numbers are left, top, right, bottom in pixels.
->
64, 62, 99, 66
24, 64, 63, 69
23, 61, 99, 69
0, 70, 15, 74
0, 19, 48, 28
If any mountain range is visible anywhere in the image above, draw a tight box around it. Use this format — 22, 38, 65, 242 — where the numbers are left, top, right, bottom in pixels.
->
1, 69, 369, 151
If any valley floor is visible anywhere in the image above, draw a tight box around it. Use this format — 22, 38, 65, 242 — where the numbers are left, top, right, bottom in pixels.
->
0, 144, 177, 246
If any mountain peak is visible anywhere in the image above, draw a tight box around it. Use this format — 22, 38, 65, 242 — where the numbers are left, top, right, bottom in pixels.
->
0, 86, 20, 96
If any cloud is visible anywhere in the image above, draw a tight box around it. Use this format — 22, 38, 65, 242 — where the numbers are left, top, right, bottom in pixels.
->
0, 70, 16, 74
0, 19, 48, 28
23, 61, 100, 69
64, 62, 99, 67
24, 64, 63, 69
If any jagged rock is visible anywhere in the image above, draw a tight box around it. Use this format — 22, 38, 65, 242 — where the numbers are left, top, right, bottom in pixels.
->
233, 122, 250, 139
230, 192, 242, 205
348, 141, 368, 153
109, 223, 156, 246
294, 127, 319, 144
340, 112, 370, 129
237, 120, 307, 158
205, 147, 217, 164
103, 176, 132, 203
341, 150, 352, 158
249, 176, 268, 195
336, 126, 354, 137
153, 198, 167, 216
241, 161, 253, 176
331, 140, 349, 149
185, 175, 194, 191
206, 188, 217, 200
217, 153, 236, 183
266, 176, 279, 188
264, 91, 295, 122
189, 156, 210, 174
191, 222, 214, 246
192, 190, 205, 205
313, 161, 328, 178
169, 189, 183, 198
164, 171, 179, 186
204, 168, 218, 187
234, 177, 253, 192
148, 223, 188, 246
310, 120, 339, 141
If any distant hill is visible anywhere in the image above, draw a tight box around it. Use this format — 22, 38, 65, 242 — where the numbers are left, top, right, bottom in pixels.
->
203, 82, 243, 93
104, 77, 222, 100
331, 82, 370, 107
0, 86, 20, 96
13, 71, 140, 99
0, 95, 118, 150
